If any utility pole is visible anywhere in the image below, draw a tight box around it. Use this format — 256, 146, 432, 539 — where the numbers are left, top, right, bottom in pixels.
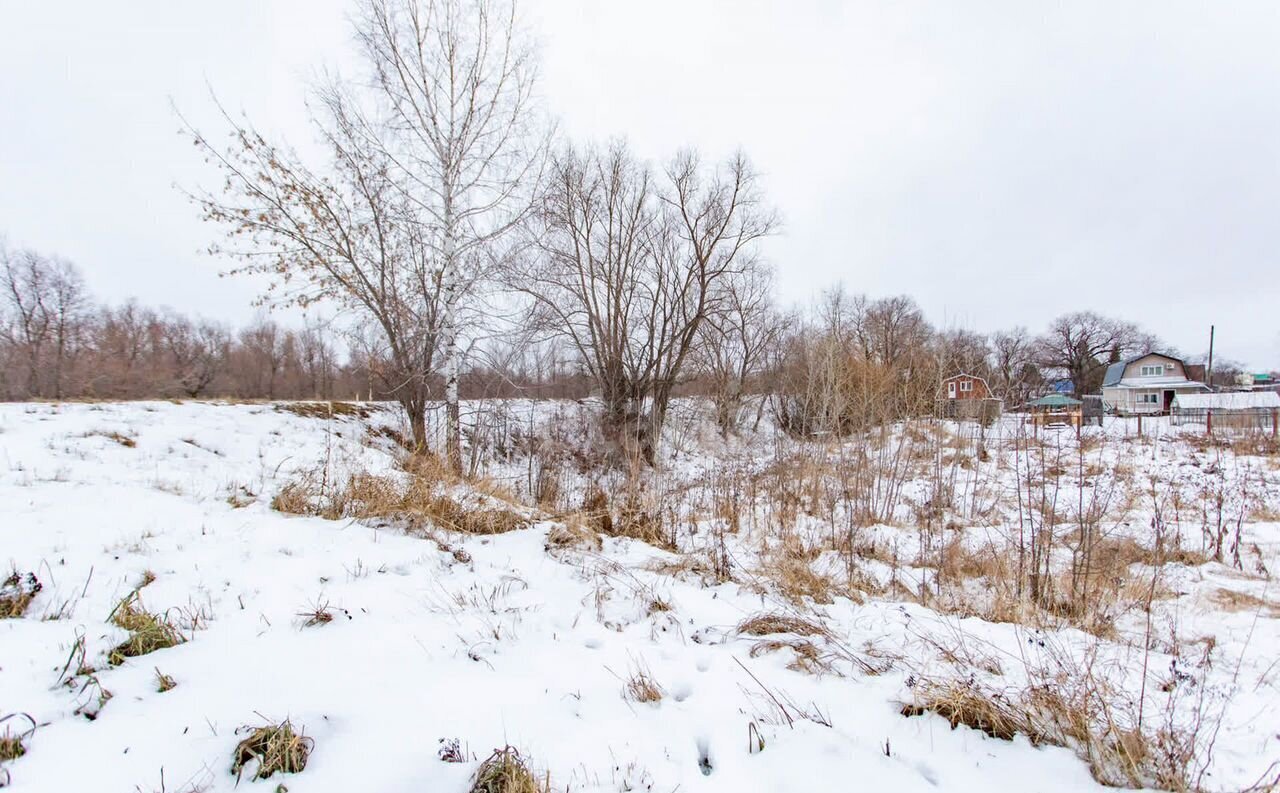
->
1207, 325, 1215, 390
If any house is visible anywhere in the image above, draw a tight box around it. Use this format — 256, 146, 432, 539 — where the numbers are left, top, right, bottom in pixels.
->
1099, 352, 1209, 415
938, 373, 1002, 422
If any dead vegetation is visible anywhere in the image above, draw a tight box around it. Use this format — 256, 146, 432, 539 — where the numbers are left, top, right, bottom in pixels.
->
469, 747, 550, 793
232, 719, 313, 782
0, 571, 41, 618
84, 429, 137, 447
623, 666, 665, 704
154, 668, 177, 693
749, 638, 833, 675
737, 613, 828, 638
0, 714, 35, 763
1209, 587, 1280, 616
298, 598, 350, 627
271, 455, 529, 537
275, 401, 371, 420
544, 516, 602, 553
901, 657, 1218, 792
107, 592, 184, 666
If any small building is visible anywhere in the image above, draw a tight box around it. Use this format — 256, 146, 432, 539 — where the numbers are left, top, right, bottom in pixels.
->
1100, 352, 1209, 416
1171, 391, 1280, 432
938, 373, 1002, 422
1026, 393, 1084, 430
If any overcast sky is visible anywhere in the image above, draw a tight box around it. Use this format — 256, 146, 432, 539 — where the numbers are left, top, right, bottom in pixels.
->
2, 1, 1277, 368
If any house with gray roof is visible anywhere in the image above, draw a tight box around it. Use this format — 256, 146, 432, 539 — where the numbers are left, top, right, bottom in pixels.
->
1100, 352, 1209, 415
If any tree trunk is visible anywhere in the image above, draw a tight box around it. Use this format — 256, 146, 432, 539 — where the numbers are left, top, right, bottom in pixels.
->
441, 189, 463, 476
443, 324, 461, 474
405, 396, 427, 453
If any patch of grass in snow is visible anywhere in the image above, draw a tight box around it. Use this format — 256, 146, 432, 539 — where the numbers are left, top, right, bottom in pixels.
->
272, 459, 530, 536
748, 638, 833, 675
107, 592, 184, 666
900, 665, 1232, 791
275, 400, 371, 420
543, 515, 602, 553
1209, 587, 1280, 616
297, 598, 349, 627
0, 714, 35, 763
623, 665, 665, 704
83, 429, 136, 447
154, 668, 177, 693
469, 747, 550, 793
232, 718, 313, 782
900, 678, 1034, 743
0, 571, 41, 618
736, 613, 828, 638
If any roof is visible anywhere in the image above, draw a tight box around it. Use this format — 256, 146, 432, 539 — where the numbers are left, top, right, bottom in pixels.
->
941, 372, 990, 386
1172, 391, 1280, 411
1102, 352, 1188, 387
1104, 379, 1209, 391
1027, 394, 1082, 408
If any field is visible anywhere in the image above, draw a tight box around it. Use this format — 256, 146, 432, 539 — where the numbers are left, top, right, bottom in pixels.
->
1, 400, 1278, 792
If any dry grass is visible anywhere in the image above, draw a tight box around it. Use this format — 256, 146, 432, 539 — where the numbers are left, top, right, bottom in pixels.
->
544, 516, 602, 552
0, 571, 41, 618
0, 714, 34, 764
749, 638, 833, 675
902, 669, 1210, 791
84, 429, 136, 447
469, 747, 550, 793
759, 555, 834, 605
107, 593, 184, 666
623, 667, 665, 703
1209, 587, 1280, 616
275, 401, 370, 420
901, 678, 1036, 742
154, 668, 177, 693
270, 480, 314, 515
272, 462, 529, 536
232, 719, 313, 782
298, 599, 345, 627
737, 613, 828, 638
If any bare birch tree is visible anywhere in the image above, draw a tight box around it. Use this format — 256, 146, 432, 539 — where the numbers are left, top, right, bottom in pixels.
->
353, 0, 547, 472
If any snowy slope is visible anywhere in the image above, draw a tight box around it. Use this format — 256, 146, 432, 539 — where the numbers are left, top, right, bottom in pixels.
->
0, 401, 1274, 792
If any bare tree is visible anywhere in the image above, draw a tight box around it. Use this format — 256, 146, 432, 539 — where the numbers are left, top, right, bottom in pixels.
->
1037, 311, 1155, 397
991, 326, 1041, 405
694, 260, 781, 436
353, 0, 548, 472
1, 243, 89, 399
519, 143, 776, 463
186, 77, 449, 446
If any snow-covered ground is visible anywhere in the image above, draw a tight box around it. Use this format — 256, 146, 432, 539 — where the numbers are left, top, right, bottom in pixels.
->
0, 401, 1277, 792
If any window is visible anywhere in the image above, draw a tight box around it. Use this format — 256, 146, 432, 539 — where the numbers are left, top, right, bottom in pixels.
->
1139, 364, 1170, 377
960, 381, 973, 392
1140, 393, 1159, 404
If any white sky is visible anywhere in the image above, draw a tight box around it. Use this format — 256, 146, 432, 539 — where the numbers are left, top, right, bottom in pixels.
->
2, 1, 1277, 368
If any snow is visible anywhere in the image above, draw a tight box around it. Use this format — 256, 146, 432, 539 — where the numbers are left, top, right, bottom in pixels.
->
0, 401, 1277, 792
